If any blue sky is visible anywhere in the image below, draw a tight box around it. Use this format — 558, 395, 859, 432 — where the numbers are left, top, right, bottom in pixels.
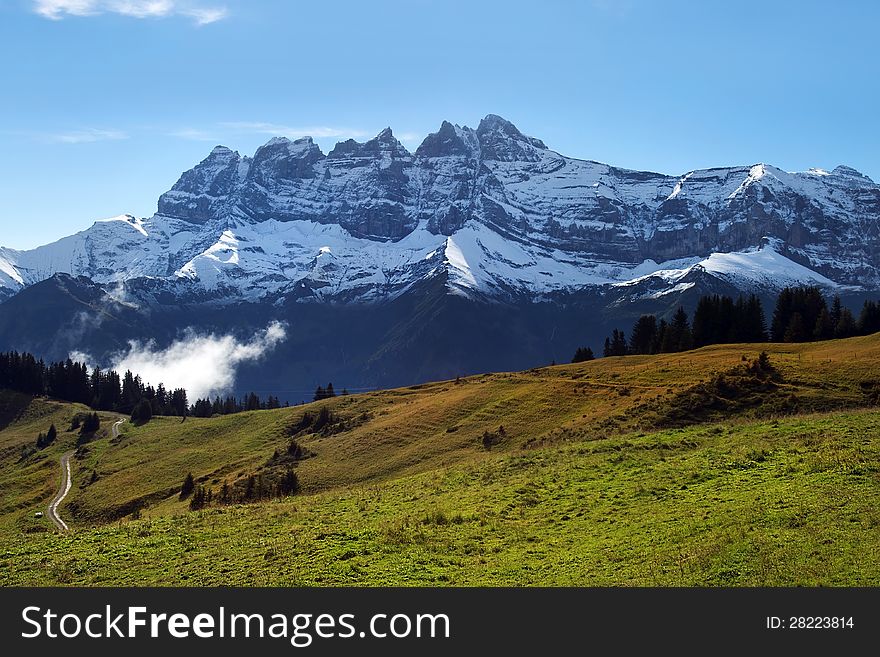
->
1, 0, 878, 249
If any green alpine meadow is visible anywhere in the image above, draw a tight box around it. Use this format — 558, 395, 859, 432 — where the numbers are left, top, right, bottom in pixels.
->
2, 335, 879, 586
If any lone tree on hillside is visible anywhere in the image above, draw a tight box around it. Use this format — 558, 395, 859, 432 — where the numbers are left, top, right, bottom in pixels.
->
189, 485, 207, 511
80, 412, 100, 435
280, 468, 300, 496
482, 431, 494, 450
179, 472, 195, 500
36, 423, 58, 449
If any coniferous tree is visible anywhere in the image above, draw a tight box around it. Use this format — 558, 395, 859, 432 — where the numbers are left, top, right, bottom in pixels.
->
660, 307, 693, 352
603, 329, 628, 357
801, 287, 828, 338
659, 321, 675, 352
772, 286, 827, 342
835, 308, 857, 338
784, 312, 808, 342
771, 288, 794, 342
36, 425, 57, 449
155, 383, 168, 415
813, 308, 834, 341
89, 367, 102, 407
170, 388, 189, 416
314, 405, 333, 432
691, 295, 719, 347
859, 300, 880, 335
80, 412, 100, 435
98, 370, 122, 410
287, 438, 307, 460
718, 295, 736, 341
742, 294, 768, 342
121, 370, 143, 413
191, 398, 212, 417
660, 324, 678, 354
629, 315, 658, 354
179, 472, 195, 500
830, 295, 843, 327
189, 485, 206, 511
675, 306, 693, 351
280, 468, 299, 496
131, 398, 153, 425
571, 346, 595, 363
652, 319, 669, 353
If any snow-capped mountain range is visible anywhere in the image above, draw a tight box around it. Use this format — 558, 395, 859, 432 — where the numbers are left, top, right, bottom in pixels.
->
2, 114, 879, 305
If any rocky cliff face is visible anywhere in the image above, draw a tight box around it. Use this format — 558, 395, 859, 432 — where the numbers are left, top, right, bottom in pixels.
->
2, 114, 879, 304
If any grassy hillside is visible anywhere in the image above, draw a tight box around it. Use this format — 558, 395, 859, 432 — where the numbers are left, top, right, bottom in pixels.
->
0, 391, 119, 534
2, 335, 880, 585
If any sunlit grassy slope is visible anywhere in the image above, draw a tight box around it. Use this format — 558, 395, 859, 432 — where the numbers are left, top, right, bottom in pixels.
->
2, 335, 880, 585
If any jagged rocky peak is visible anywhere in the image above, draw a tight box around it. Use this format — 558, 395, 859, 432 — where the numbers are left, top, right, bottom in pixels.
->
206, 144, 238, 159
832, 165, 873, 182
251, 135, 325, 181
328, 127, 411, 160
190, 144, 243, 173
156, 144, 248, 222
255, 135, 324, 159
476, 114, 547, 161
415, 120, 477, 158
86, 111, 880, 300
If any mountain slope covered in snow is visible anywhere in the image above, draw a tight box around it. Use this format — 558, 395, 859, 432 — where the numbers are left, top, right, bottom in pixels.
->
1, 114, 879, 305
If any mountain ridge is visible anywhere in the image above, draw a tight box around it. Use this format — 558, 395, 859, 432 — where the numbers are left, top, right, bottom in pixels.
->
1, 114, 879, 396
2, 114, 879, 306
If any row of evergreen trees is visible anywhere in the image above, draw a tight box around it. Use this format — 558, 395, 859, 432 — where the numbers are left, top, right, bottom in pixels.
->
179, 468, 300, 511
600, 305, 698, 358
0, 352, 189, 416
0, 350, 328, 419
189, 393, 285, 418
585, 288, 880, 360
313, 383, 348, 401
769, 288, 878, 342
608, 294, 767, 357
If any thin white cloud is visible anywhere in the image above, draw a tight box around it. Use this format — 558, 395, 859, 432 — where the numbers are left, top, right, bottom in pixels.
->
220, 121, 371, 140
167, 127, 220, 141
45, 128, 129, 144
33, 0, 228, 25
180, 6, 227, 25
109, 321, 287, 400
